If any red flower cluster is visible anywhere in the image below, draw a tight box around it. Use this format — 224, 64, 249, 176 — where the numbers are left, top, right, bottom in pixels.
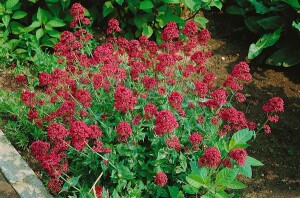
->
153, 110, 179, 136
182, 21, 198, 36
230, 148, 247, 166
166, 136, 181, 151
198, 147, 221, 168
189, 132, 203, 145
74, 89, 92, 108
161, 22, 179, 41
144, 103, 157, 120
155, 172, 168, 187
218, 107, 248, 131
15, 75, 28, 85
116, 121, 132, 142
262, 97, 284, 113
106, 18, 121, 35
168, 91, 184, 110
70, 3, 90, 28
47, 123, 69, 140
198, 29, 211, 45
114, 85, 137, 113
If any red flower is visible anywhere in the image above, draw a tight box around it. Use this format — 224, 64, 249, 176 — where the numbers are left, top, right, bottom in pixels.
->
191, 51, 206, 65
230, 148, 247, 166
28, 108, 39, 121
15, 75, 28, 84
106, 18, 121, 35
264, 124, 271, 134
158, 86, 167, 96
39, 72, 52, 86
74, 89, 92, 108
116, 121, 132, 142
48, 177, 63, 194
198, 29, 211, 45
161, 22, 179, 41
222, 158, 233, 169
21, 90, 35, 106
235, 92, 246, 103
89, 125, 103, 139
168, 91, 184, 110
114, 85, 137, 113
144, 103, 157, 120
30, 141, 50, 161
153, 110, 179, 136
47, 123, 69, 140
155, 172, 168, 187
182, 20, 198, 36
132, 114, 142, 125
142, 76, 157, 90
95, 186, 103, 198
262, 97, 284, 113
268, 115, 279, 123
194, 80, 208, 98
189, 133, 203, 145
166, 136, 181, 151
231, 62, 252, 82
198, 147, 221, 168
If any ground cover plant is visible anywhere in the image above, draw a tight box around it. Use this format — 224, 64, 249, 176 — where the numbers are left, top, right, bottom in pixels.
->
0, 3, 285, 198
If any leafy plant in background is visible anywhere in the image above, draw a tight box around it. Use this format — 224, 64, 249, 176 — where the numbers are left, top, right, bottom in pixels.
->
226, 0, 300, 67
0, 3, 285, 197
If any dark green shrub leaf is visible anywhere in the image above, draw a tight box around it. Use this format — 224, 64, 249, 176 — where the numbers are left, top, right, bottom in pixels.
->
182, 184, 198, 194
194, 16, 209, 28
36, 28, 44, 40
181, 0, 197, 12
186, 174, 208, 189
244, 16, 262, 33
103, 1, 114, 17
266, 46, 300, 67
229, 129, 253, 150
215, 168, 238, 185
5, 0, 19, 10
10, 21, 25, 34
250, 0, 269, 14
226, 5, 245, 15
142, 25, 153, 38
12, 11, 27, 19
116, 0, 124, 6
47, 19, 66, 27
239, 162, 252, 178
292, 21, 300, 31
222, 179, 247, 189
47, 29, 61, 38
2, 15, 10, 27
257, 16, 285, 30
60, 175, 81, 192
168, 186, 179, 198
37, 8, 50, 24
247, 156, 264, 166
162, 0, 180, 3
281, 0, 300, 9
248, 29, 281, 59
140, 0, 154, 10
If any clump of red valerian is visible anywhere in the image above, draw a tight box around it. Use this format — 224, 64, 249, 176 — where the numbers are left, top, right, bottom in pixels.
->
19, 3, 284, 197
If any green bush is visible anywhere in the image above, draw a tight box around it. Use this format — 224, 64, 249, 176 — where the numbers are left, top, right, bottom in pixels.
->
225, 0, 300, 67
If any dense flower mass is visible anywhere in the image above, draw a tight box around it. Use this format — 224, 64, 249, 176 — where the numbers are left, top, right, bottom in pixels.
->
262, 97, 284, 113
230, 148, 248, 166
155, 172, 168, 187
168, 91, 184, 110
114, 85, 137, 113
116, 121, 132, 142
153, 110, 179, 136
166, 136, 181, 151
198, 148, 221, 168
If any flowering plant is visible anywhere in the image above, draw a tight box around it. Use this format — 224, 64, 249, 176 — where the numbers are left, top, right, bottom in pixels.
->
18, 3, 284, 197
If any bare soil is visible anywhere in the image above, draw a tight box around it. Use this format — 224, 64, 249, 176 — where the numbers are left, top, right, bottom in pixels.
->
0, 11, 299, 198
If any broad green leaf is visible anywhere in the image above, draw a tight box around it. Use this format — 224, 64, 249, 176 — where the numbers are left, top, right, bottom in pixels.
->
292, 21, 300, 31
47, 30, 61, 38
226, 5, 245, 15
266, 46, 300, 67
128, 0, 140, 13
222, 179, 247, 189
239, 162, 252, 178
248, 29, 281, 59
244, 16, 262, 33
140, 0, 154, 10
2, 15, 10, 27
10, 21, 25, 34
6, 39, 19, 50
168, 186, 179, 198
12, 11, 27, 19
36, 28, 44, 40
162, 0, 180, 3
229, 129, 254, 150
211, 0, 223, 10
69, 176, 81, 187
112, 189, 120, 198
215, 168, 238, 185
182, 184, 198, 194
181, 0, 198, 12
47, 19, 66, 27
5, 0, 19, 10
103, 1, 114, 17
189, 161, 208, 177
281, 0, 300, 9
186, 174, 207, 189
250, 0, 269, 14
142, 25, 153, 38
194, 16, 209, 28
116, 0, 124, 6
257, 16, 285, 30
37, 8, 49, 24
247, 156, 264, 166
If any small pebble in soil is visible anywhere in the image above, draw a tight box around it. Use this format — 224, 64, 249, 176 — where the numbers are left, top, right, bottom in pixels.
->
221, 57, 225, 60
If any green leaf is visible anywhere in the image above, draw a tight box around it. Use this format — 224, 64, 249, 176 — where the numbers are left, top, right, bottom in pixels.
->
215, 168, 239, 185
229, 129, 254, 150
244, 16, 262, 33
162, 0, 180, 3
182, 184, 198, 194
250, 0, 269, 14
247, 156, 264, 166
222, 179, 247, 189
142, 25, 153, 38
181, 0, 198, 12
37, 8, 49, 24
47, 19, 66, 27
226, 5, 245, 15
2, 15, 10, 27
194, 16, 208, 28
10, 21, 25, 34
47, 30, 61, 38
257, 16, 285, 30
239, 162, 252, 178
5, 0, 19, 10
281, 0, 300, 9
140, 0, 154, 10
292, 21, 300, 31
116, 0, 124, 6
36, 28, 44, 40
168, 186, 179, 198
186, 174, 207, 189
103, 1, 114, 17
248, 29, 281, 59
266, 46, 300, 67
12, 11, 27, 19
112, 189, 120, 198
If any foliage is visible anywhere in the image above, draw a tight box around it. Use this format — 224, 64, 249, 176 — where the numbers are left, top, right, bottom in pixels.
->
0, 4, 285, 197
225, 0, 300, 67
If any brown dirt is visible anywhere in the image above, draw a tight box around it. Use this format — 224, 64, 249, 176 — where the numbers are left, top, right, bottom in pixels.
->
0, 171, 19, 198
0, 12, 300, 198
